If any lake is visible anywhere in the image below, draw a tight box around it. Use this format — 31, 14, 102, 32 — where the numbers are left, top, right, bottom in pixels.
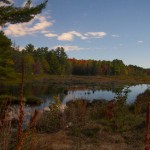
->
63, 84, 150, 104
1, 83, 150, 127
0, 84, 150, 109
1, 83, 150, 109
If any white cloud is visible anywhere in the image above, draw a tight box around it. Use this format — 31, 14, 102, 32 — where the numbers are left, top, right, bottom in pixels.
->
52, 45, 84, 51
112, 34, 120, 38
84, 32, 107, 38
70, 31, 87, 40
57, 31, 87, 41
45, 33, 57, 38
3, 14, 107, 42
57, 31, 106, 41
64, 45, 85, 51
41, 30, 50, 34
57, 32, 74, 41
137, 40, 143, 44
31, 16, 52, 31
4, 14, 53, 37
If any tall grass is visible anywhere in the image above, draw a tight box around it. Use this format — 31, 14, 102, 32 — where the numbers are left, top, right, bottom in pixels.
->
16, 61, 25, 150
0, 99, 12, 150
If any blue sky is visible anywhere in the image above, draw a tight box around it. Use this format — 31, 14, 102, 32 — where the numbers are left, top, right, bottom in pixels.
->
1, 0, 150, 68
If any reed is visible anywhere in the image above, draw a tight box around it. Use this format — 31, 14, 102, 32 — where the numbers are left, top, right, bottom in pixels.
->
145, 103, 150, 150
16, 61, 25, 150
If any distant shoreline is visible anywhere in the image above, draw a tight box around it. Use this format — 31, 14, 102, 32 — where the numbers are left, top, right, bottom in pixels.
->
1, 74, 150, 86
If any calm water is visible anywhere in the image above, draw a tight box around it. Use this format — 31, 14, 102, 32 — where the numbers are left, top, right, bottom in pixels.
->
1, 84, 150, 110
1, 83, 150, 126
22, 84, 150, 111
63, 84, 150, 104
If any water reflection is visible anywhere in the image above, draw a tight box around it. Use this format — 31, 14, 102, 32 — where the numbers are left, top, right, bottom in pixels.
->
62, 84, 150, 104
1, 83, 150, 128
127, 84, 150, 103
63, 90, 116, 104
0, 84, 150, 110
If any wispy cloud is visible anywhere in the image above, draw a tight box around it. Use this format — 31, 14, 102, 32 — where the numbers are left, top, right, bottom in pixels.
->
112, 34, 120, 38
84, 32, 106, 38
3, 14, 107, 42
41, 30, 50, 34
45, 33, 58, 38
137, 40, 143, 44
57, 31, 87, 41
3, 14, 53, 37
52, 45, 85, 51
57, 32, 74, 41
57, 31, 106, 41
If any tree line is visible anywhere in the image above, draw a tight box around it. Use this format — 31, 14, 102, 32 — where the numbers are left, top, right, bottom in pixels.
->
69, 58, 146, 76
0, 31, 149, 79
0, 0, 149, 78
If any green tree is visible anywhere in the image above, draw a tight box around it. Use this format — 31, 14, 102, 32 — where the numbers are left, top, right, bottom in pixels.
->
41, 57, 50, 73
35, 47, 48, 58
0, 0, 48, 78
0, 0, 48, 26
47, 50, 61, 74
0, 31, 14, 78
55, 47, 68, 74
112, 59, 126, 75
23, 44, 35, 54
23, 53, 35, 74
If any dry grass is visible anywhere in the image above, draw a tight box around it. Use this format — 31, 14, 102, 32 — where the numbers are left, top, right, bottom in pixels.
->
0, 126, 12, 150
31, 128, 145, 150
33, 99, 146, 150
0, 96, 147, 150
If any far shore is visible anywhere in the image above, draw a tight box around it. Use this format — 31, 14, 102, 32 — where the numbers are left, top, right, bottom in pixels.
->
1, 74, 150, 86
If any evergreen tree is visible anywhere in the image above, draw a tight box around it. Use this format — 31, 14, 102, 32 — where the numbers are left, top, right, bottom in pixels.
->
0, 31, 14, 78
0, 0, 48, 26
47, 50, 61, 74
23, 44, 35, 54
55, 47, 69, 74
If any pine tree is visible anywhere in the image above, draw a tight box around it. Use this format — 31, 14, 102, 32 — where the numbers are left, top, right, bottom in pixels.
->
0, 0, 48, 26
0, 31, 14, 78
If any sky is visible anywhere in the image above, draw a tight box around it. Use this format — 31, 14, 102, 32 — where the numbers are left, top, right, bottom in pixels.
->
1, 0, 150, 68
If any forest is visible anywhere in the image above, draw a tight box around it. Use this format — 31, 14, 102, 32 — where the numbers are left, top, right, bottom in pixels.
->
0, 31, 150, 80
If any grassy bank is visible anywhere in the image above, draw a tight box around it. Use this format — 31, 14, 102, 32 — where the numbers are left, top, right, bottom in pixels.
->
0, 98, 147, 150
26, 74, 150, 85
1, 74, 150, 86
0, 95, 42, 105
